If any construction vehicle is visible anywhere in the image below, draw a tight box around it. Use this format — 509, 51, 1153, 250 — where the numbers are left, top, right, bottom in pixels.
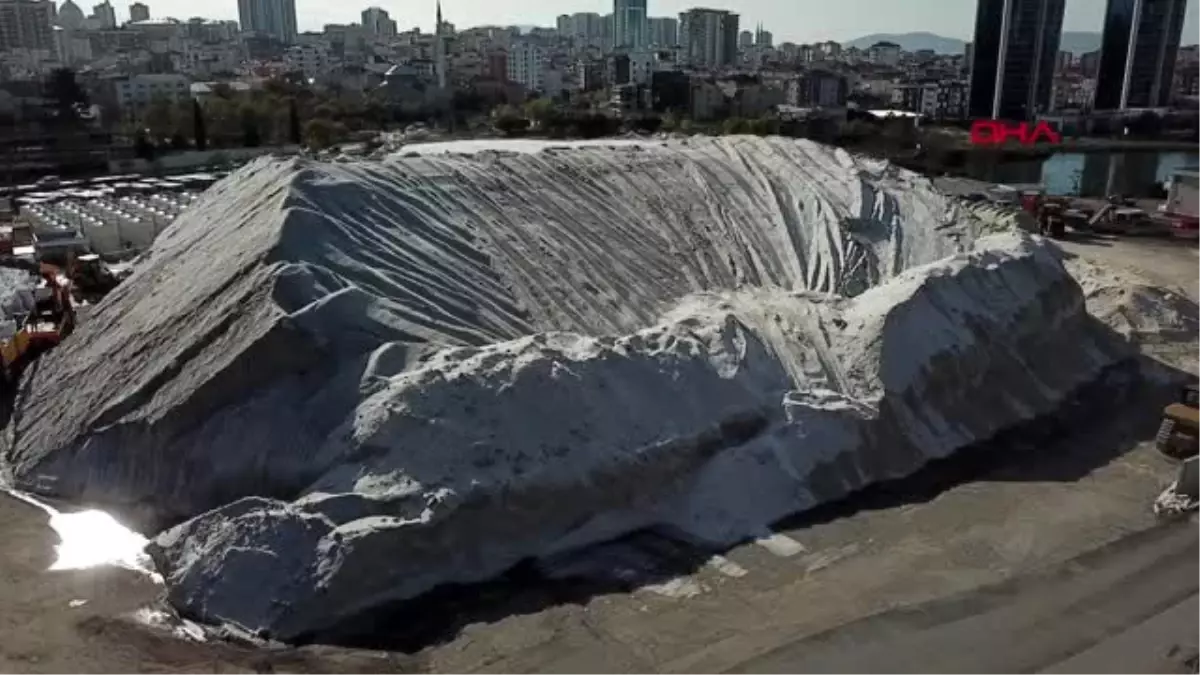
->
1038, 201, 1066, 238
70, 253, 121, 303
1087, 204, 1147, 235
0, 258, 74, 393
1063, 207, 1091, 231
1020, 190, 1043, 216
1156, 383, 1200, 459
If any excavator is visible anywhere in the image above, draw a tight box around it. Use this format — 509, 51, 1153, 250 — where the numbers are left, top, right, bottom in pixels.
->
1020, 191, 1067, 239
1077, 197, 1170, 236
0, 257, 75, 393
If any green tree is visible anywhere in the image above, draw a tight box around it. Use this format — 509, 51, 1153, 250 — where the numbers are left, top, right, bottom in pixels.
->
494, 114, 530, 136
143, 95, 176, 140
722, 117, 750, 135
288, 99, 301, 144
201, 95, 239, 147
748, 115, 778, 136
630, 115, 663, 134
304, 118, 338, 150
193, 99, 207, 151
46, 68, 88, 125
240, 105, 262, 147
524, 97, 557, 125
492, 103, 521, 120
133, 129, 156, 160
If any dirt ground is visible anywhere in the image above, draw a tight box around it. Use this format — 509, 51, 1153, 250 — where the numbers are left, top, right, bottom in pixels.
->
0, 235, 1196, 674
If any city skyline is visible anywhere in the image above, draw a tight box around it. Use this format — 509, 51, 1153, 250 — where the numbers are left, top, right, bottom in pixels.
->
77, 0, 1200, 46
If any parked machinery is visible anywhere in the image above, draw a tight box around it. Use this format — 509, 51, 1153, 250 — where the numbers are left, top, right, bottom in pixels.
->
1157, 384, 1200, 459
69, 253, 122, 303
0, 258, 75, 392
1038, 202, 1066, 238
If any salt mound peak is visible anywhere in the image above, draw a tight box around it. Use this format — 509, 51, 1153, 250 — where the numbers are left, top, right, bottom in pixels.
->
7, 136, 1010, 521
147, 231, 1131, 641
0, 136, 1149, 643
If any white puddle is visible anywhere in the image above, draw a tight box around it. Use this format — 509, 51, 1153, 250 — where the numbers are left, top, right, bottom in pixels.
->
5, 489, 160, 579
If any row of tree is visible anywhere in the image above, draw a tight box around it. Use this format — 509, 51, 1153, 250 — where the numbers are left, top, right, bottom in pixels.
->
486, 100, 855, 143
123, 77, 438, 154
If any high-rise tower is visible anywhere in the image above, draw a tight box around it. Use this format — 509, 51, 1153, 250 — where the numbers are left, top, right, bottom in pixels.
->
967, 0, 1066, 120
1093, 0, 1188, 109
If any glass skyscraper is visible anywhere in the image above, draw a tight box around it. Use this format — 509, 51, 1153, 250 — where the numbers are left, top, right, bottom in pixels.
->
612, 0, 648, 49
1093, 0, 1188, 110
967, 0, 1066, 120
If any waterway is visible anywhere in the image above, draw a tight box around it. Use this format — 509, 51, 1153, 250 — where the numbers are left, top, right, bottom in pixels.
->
962, 150, 1198, 197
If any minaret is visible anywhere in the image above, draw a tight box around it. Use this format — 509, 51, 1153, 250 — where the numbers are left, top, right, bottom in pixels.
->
434, 0, 447, 89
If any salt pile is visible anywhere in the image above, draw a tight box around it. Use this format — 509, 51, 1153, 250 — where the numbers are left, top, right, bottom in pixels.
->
0, 136, 1156, 641
0, 266, 39, 337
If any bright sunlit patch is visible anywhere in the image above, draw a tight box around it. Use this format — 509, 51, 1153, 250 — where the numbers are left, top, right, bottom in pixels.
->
47, 508, 152, 572
6, 489, 158, 577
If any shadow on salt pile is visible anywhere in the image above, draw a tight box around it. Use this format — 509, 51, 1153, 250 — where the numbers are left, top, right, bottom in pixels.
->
305, 353, 1188, 653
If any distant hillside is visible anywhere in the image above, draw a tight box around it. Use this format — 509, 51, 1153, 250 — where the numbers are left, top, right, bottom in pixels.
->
844, 32, 965, 54
845, 30, 1192, 57
1059, 31, 1101, 55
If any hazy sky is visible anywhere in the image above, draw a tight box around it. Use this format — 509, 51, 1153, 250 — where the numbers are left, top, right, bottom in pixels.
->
116, 0, 1199, 44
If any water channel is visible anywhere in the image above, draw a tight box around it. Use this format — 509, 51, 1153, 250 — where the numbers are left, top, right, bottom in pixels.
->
961, 150, 1198, 197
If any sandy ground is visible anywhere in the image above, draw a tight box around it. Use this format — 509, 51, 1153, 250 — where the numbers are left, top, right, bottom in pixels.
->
0, 235, 1196, 674
1057, 234, 1199, 301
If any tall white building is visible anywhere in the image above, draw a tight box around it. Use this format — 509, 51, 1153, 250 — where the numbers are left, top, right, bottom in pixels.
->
55, 0, 84, 29
114, 73, 188, 112
361, 6, 396, 38
612, 0, 647, 49
754, 24, 771, 47
678, 7, 738, 67
507, 39, 545, 91
647, 16, 676, 46
0, 0, 55, 51
433, 0, 449, 89
868, 40, 900, 66
89, 0, 113, 27
284, 42, 333, 78
237, 0, 296, 43
558, 11, 603, 39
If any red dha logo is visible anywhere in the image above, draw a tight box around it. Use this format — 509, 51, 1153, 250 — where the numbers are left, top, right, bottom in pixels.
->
969, 120, 1062, 147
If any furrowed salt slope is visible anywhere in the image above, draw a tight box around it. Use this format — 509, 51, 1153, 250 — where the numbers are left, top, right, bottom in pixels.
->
4, 137, 1018, 521
146, 232, 1133, 641
0, 137, 1144, 641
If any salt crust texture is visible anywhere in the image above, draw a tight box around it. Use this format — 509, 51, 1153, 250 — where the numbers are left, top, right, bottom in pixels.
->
0, 136, 1165, 640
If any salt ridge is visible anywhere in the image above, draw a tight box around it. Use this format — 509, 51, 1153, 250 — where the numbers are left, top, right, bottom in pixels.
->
0, 136, 1150, 641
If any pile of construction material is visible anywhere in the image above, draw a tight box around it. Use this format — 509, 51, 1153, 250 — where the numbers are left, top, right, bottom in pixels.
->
1, 137, 1190, 642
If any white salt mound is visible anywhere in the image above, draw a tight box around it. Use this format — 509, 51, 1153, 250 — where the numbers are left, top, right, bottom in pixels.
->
0, 136, 1159, 641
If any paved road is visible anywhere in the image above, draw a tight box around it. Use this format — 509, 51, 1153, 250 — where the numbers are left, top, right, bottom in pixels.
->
727, 521, 1198, 674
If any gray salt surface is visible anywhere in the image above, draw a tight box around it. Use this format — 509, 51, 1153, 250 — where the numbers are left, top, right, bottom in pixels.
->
0, 266, 37, 327
0, 136, 1158, 641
